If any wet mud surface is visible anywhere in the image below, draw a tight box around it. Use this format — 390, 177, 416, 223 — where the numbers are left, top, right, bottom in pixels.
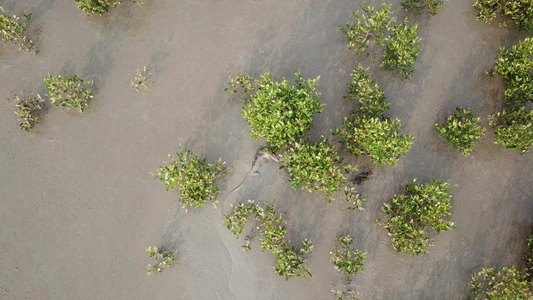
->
1, 0, 532, 299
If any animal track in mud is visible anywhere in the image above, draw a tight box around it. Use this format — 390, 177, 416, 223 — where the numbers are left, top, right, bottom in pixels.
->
351, 167, 373, 185
226, 146, 279, 196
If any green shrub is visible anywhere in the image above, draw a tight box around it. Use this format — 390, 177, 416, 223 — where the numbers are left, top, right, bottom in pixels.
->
223, 201, 313, 280
381, 19, 421, 79
75, 0, 118, 15
154, 145, 230, 211
225, 74, 256, 102
331, 289, 359, 300
0, 6, 33, 51
435, 107, 486, 156
330, 235, 366, 275
131, 66, 152, 91
338, 3, 395, 54
473, 0, 502, 23
488, 37, 533, 104
336, 66, 413, 166
345, 66, 390, 117
378, 179, 454, 255
274, 242, 313, 280
225, 71, 324, 152
469, 266, 532, 299
402, 0, 447, 15
489, 106, 533, 153
12, 95, 44, 132
333, 116, 413, 166
344, 187, 366, 211
526, 234, 533, 279
279, 139, 355, 201
473, 0, 533, 30
145, 246, 176, 275
44, 73, 94, 113
75, 0, 143, 15
502, 0, 533, 30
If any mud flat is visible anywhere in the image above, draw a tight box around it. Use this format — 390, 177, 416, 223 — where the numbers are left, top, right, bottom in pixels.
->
1, 0, 532, 299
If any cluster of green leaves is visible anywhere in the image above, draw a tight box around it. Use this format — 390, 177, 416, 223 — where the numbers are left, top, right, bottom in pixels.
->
488, 37, 533, 105
225, 74, 256, 101
381, 19, 421, 79
344, 187, 366, 211
335, 67, 413, 166
402, 0, 446, 15
378, 179, 454, 256
502, 0, 533, 29
334, 116, 413, 166
12, 95, 44, 132
223, 201, 314, 280
226, 71, 369, 202
485, 38, 533, 154
75, 0, 118, 15
44, 73, 94, 113
435, 107, 486, 156
330, 235, 366, 275
469, 266, 532, 299
338, 3, 395, 54
131, 66, 153, 91
473, 0, 502, 23
145, 246, 177, 275
279, 139, 355, 201
339, 6, 421, 79
154, 145, 230, 211
0, 6, 33, 51
489, 106, 533, 154
345, 66, 390, 117
526, 234, 533, 278
468, 230, 533, 298
473, 0, 533, 30
225, 71, 324, 152
331, 289, 359, 300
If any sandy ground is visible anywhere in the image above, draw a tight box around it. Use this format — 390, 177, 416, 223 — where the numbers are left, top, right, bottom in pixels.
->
1, 0, 532, 299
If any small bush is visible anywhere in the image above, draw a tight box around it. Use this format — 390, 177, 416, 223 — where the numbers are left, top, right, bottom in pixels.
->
338, 3, 395, 54
345, 66, 390, 117
469, 266, 532, 299
473, 0, 502, 23
502, 0, 533, 30
0, 6, 33, 51
225, 74, 256, 100
333, 66, 413, 166
75, 0, 143, 14
336, 67, 413, 166
131, 66, 152, 91
44, 73, 94, 113
344, 187, 366, 211
75, 0, 118, 15
526, 234, 533, 279
330, 235, 366, 275
489, 106, 533, 153
333, 116, 414, 166
154, 145, 230, 211
225, 71, 324, 152
381, 19, 421, 79
279, 139, 355, 201
145, 246, 176, 275
473, 0, 533, 30
402, 0, 447, 15
331, 289, 359, 300
435, 107, 486, 156
12, 95, 44, 132
223, 201, 313, 280
378, 179, 454, 255
488, 37, 533, 104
